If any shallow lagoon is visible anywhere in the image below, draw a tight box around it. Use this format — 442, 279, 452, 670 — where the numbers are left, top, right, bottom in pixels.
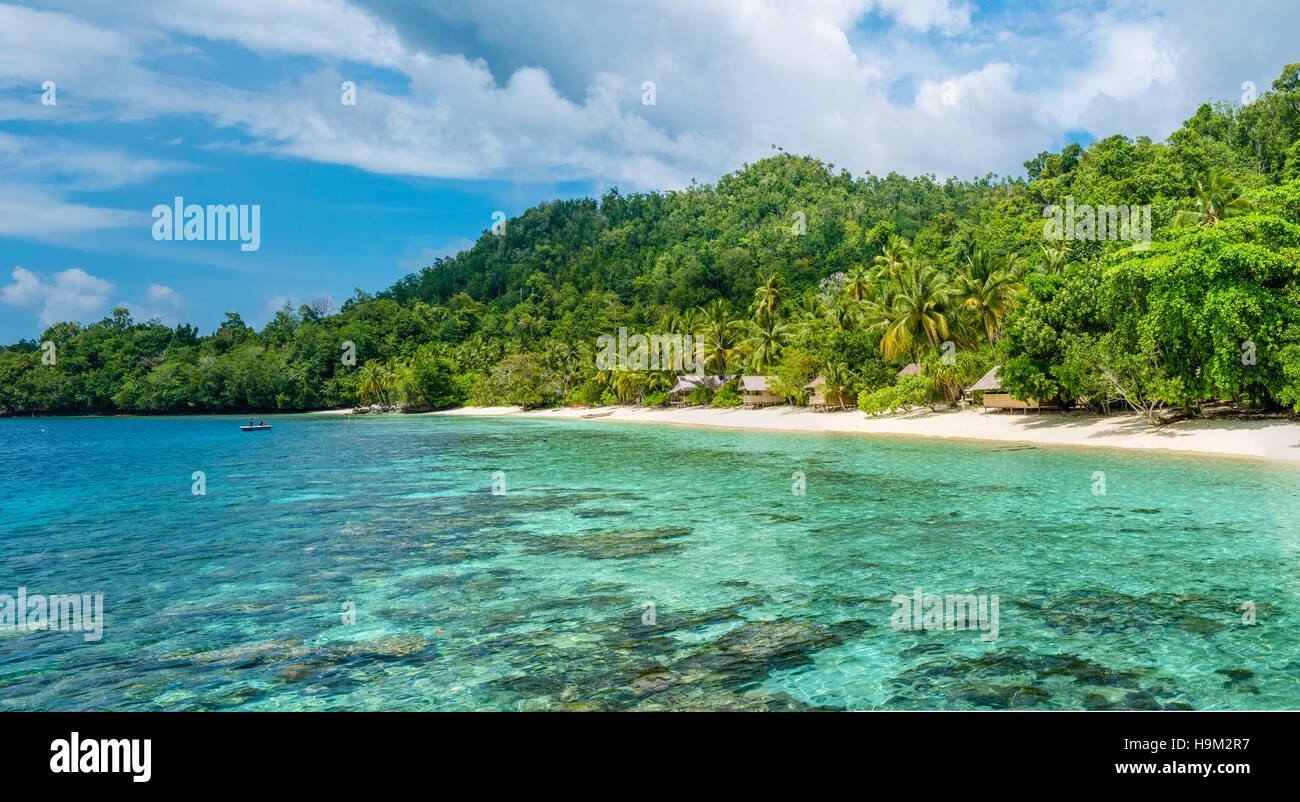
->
1, 414, 1297, 710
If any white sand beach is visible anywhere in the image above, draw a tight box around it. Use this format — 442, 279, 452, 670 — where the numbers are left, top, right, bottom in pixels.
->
425, 405, 1300, 464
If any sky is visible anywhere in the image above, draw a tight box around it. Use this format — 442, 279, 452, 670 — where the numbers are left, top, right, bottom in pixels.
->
0, 0, 1296, 343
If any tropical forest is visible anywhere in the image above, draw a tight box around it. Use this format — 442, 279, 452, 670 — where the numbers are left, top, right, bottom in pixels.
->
5, 64, 1300, 424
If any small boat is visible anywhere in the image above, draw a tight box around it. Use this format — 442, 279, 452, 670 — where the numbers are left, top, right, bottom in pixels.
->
240, 424, 272, 431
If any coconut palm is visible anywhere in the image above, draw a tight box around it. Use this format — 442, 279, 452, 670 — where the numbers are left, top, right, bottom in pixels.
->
675, 307, 702, 337
824, 294, 861, 332
843, 265, 873, 302
357, 361, 396, 406
645, 371, 674, 394
611, 370, 646, 403
823, 361, 854, 409
860, 279, 898, 336
752, 272, 786, 319
1173, 171, 1257, 227
700, 300, 743, 373
1039, 240, 1071, 275
873, 234, 913, 288
881, 261, 959, 363
743, 313, 792, 373
955, 248, 1024, 361
788, 292, 827, 337
542, 339, 583, 397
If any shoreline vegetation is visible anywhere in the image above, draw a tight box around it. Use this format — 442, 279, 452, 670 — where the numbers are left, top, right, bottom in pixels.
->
6, 66, 1300, 435
307, 404, 1300, 464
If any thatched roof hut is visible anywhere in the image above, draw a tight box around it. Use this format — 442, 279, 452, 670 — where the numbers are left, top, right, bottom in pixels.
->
968, 366, 1002, 392
670, 374, 727, 394
805, 375, 855, 409
897, 362, 922, 377
739, 375, 782, 407
968, 366, 1052, 412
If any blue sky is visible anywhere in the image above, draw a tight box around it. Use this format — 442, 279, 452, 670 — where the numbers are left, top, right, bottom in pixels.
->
0, 0, 1297, 342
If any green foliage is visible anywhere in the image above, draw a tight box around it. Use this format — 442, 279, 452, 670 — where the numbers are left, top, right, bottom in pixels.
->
564, 379, 606, 406
686, 384, 713, 405
402, 354, 468, 409
768, 347, 818, 403
712, 379, 744, 407
6, 66, 1300, 423
858, 375, 929, 415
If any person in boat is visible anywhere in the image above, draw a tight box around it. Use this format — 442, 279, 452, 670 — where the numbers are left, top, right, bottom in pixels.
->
248, 418, 254, 427
258, 420, 265, 426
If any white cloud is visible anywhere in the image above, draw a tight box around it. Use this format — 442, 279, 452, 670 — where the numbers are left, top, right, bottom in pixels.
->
0, 134, 179, 241
1, 266, 114, 325
145, 283, 186, 307
876, 0, 971, 34
2, 0, 1299, 192
122, 283, 189, 324
0, 185, 142, 241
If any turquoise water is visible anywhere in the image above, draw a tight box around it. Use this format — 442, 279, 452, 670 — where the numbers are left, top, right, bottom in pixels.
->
1, 414, 1298, 710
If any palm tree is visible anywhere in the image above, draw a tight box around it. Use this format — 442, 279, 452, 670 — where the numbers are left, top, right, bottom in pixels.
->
824, 294, 860, 332
701, 300, 743, 373
743, 313, 792, 373
543, 339, 582, 397
823, 362, 853, 409
860, 278, 898, 336
873, 234, 913, 288
843, 265, 872, 301
1039, 241, 1071, 275
1173, 171, 1257, 227
611, 370, 646, 403
954, 248, 1024, 361
645, 371, 674, 394
675, 308, 702, 337
752, 272, 786, 319
788, 292, 826, 338
881, 261, 959, 364
357, 361, 396, 406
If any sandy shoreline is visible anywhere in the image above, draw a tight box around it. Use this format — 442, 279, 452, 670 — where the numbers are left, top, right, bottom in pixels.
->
395, 404, 1300, 464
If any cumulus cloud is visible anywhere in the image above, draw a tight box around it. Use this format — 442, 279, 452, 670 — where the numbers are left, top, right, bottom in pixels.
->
1, 266, 115, 325
121, 283, 190, 324
145, 283, 186, 307
1, 0, 1298, 193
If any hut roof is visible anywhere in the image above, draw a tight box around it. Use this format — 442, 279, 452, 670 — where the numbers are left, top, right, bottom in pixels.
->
671, 374, 726, 393
804, 375, 826, 389
968, 366, 1002, 392
897, 362, 922, 377
739, 375, 773, 392
670, 375, 702, 393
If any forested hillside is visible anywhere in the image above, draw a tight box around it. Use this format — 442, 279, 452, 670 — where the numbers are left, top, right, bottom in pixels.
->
5, 65, 1300, 419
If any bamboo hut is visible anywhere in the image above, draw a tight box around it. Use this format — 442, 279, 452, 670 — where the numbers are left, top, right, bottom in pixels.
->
670, 374, 727, 405
968, 366, 1052, 412
805, 375, 856, 410
739, 375, 783, 407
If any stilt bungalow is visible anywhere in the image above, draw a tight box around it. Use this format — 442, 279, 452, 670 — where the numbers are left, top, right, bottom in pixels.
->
739, 376, 783, 407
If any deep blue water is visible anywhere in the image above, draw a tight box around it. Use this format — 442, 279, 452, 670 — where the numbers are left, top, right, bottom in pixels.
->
1, 414, 1297, 710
